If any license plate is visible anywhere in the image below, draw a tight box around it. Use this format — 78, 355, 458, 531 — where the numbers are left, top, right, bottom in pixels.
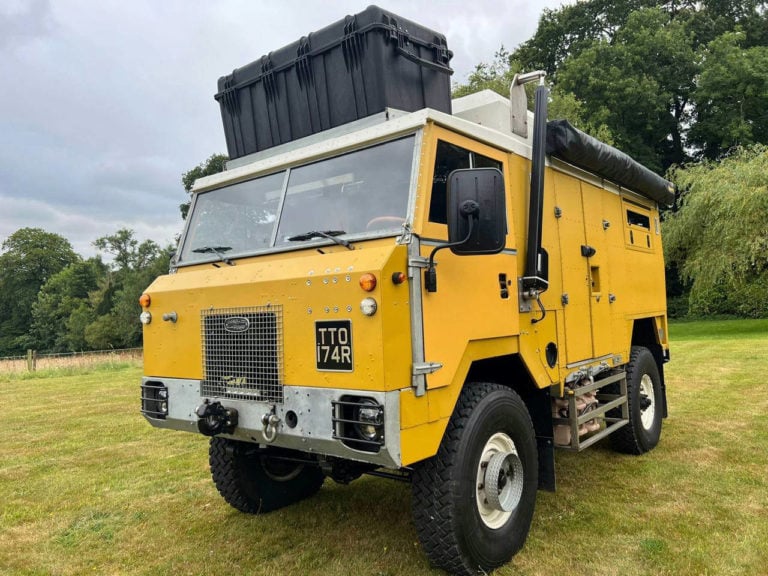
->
315, 320, 353, 372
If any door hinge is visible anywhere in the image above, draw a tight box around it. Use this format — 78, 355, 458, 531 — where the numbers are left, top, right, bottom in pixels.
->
412, 362, 443, 397
408, 256, 429, 269
413, 361, 443, 376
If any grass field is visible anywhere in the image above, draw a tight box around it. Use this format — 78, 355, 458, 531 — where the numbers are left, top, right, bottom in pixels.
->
1, 319, 767, 576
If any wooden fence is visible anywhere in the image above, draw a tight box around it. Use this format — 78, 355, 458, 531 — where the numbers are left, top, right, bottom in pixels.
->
0, 348, 143, 373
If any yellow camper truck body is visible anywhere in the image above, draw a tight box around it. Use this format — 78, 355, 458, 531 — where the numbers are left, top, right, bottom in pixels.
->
140, 89, 669, 575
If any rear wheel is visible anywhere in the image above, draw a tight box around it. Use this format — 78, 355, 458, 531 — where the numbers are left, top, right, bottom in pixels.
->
610, 346, 663, 454
209, 438, 324, 514
412, 383, 538, 576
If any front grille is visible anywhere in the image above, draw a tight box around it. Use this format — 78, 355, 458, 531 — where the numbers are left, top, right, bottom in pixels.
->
201, 305, 283, 403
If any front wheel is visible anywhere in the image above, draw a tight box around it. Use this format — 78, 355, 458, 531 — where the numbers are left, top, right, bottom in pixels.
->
208, 438, 324, 514
412, 383, 539, 576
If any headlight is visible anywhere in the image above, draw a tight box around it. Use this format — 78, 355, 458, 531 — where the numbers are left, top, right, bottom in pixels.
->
360, 297, 377, 316
141, 381, 168, 419
332, 396, 385, 453
158, 388, 168, 413
356, 400, 384, 441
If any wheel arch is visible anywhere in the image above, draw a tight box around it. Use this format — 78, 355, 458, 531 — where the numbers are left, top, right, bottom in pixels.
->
465, 354, 556, 492
631, 318, 668, 418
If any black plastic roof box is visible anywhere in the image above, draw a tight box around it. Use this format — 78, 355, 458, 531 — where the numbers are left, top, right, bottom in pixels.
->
215, 5, 453, 160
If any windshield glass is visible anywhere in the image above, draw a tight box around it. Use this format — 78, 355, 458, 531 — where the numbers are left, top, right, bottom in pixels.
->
179, 135, 415, 264
275, 136, 414, 244
180, 172, 284, 263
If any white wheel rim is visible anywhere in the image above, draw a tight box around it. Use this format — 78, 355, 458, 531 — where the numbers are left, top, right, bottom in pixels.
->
639, 374, 656, 430
475, 432, 522, 529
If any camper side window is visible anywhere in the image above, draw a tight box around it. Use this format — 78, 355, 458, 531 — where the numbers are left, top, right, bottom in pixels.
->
626, 209, 650, 229
429, 141, 501, 224
624, 204, 654, 250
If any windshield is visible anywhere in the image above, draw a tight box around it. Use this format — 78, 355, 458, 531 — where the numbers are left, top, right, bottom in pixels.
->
179, 135, 415, 264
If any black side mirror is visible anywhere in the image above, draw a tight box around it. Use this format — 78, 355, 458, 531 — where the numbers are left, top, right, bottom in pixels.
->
424, 168, 507, 293
447, 168, 506, 254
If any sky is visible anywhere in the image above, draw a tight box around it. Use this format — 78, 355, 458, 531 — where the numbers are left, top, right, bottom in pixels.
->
0, 0, 567, 258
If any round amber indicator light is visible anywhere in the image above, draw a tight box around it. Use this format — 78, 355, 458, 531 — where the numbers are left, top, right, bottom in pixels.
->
359, 273, 377, 292
139, 293, 151, 308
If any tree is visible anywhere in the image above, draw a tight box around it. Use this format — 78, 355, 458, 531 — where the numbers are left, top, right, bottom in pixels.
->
688, 32, 768, 159
451, 49, 615, 144
556, 8, 697, 172
180, 153, 228, 219
510, 0, 768, 170
64, 303, 96, 351
89, 229, 172, 349
452, 47, 520, 99
101, 249, 171, 348
663, 145, 768, 317
0, 228, 78, 354
513, 0, 662, 77
93, 228, 162, 272
514, 1, 767, 78
29, 258, 106, 352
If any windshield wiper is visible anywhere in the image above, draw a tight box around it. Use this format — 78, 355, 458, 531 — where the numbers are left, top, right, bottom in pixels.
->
192, 246, 235, 266
287, 230, 354, 250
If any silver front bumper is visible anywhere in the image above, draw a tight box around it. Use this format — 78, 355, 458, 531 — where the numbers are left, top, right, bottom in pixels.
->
141, 377, 402, 468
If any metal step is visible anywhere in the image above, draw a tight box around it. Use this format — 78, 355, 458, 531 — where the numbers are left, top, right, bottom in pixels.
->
553, 370, 629, 452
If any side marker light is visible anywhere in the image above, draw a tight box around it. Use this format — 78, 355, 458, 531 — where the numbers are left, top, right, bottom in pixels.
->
391, 272, 406, 285
359, 273, 377, 292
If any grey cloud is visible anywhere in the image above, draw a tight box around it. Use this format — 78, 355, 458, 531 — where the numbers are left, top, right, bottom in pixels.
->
0, 0, 54, 49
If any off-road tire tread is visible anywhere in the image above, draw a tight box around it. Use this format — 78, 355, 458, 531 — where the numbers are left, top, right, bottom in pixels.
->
209, 437, 261, 513
411, 383, 533, 576
209, 437, 324, 514
610, 346, 661, 455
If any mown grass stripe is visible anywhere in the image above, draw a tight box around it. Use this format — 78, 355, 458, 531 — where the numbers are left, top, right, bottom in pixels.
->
1, 319, 766, 575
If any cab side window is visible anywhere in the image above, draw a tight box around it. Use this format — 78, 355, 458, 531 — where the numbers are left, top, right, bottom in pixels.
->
429, 140, 502, 224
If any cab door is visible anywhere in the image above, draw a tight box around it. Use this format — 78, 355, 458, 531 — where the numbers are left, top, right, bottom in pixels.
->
417, 126, 519, 395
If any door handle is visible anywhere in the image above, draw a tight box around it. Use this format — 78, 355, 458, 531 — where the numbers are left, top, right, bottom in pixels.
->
581, 245, 596, 257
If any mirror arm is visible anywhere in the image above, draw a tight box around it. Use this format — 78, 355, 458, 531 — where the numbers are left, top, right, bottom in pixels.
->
425, 216, 476, 293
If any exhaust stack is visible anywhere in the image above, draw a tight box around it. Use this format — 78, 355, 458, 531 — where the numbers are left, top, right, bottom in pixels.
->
512, 72, 550, 297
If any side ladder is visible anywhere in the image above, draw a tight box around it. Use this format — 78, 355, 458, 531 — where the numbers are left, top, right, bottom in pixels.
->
553, 370, 629, 451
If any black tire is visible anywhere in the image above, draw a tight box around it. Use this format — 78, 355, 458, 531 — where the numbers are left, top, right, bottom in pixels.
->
610, 346, 663, 455
208, 438, 325, 514
411, 383, 538, 576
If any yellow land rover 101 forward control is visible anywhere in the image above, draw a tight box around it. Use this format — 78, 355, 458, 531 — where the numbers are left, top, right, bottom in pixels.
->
140, 7, 672, 575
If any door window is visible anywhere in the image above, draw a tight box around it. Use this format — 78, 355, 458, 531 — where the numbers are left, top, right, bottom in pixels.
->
428, 140, 502, 224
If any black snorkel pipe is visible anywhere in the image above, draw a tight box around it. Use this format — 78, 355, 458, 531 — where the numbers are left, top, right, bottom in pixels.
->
508, 71, 549, 324
522, 76, 550, 298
